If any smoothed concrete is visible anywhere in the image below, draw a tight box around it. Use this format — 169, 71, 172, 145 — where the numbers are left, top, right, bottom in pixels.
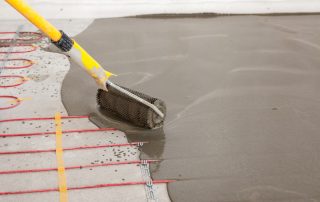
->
62, 15, 320, 201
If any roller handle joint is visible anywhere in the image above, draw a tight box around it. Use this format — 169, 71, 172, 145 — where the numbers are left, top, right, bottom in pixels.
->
52, 30, 74, 52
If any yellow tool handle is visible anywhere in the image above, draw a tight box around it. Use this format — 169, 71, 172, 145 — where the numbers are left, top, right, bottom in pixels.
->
6, 0, 114, 89
5, 0, 62, 42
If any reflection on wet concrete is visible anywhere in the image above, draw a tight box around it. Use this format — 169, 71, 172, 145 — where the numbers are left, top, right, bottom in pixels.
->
89, 109, 166, 162
62, 15, 320, 201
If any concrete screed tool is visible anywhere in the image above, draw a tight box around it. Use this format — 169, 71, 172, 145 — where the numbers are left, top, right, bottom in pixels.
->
5, 0, 166, 129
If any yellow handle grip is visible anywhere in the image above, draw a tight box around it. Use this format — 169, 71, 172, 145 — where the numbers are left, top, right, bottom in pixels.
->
6, 0, 114, 89
5, 0, 62, 42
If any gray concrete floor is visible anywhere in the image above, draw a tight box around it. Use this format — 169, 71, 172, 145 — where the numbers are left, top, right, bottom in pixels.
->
62, 15, 320, 202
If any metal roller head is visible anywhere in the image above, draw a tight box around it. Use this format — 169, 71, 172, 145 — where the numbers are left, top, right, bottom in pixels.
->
97, 84, 166, 129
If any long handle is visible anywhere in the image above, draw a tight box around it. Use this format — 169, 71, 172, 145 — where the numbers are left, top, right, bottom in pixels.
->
6, 0, 165, 118
5, 0, 113, 89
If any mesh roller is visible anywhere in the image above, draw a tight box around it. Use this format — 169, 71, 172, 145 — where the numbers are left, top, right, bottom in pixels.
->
3, 0, 167, 129
97, 84, 166, 129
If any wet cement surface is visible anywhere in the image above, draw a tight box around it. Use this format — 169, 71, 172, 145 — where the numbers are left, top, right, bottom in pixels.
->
62, 15, 320, 201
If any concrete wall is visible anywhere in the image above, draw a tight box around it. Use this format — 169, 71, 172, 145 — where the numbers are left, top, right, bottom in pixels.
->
1, 0, 320, 19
